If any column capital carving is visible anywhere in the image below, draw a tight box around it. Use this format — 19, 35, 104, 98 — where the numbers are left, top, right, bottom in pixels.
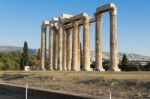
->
82, 15, 89, 23
73, 21, 79, 27
95, 12, 103, 21
109, 7, 117, 16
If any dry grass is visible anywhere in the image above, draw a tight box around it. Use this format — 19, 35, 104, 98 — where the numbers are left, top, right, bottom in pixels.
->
0, 71, 150, 98
0, 71, 149, 79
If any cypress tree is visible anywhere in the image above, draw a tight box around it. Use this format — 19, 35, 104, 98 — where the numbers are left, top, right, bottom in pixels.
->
121, 54, 129, 71
20, 53, 25, 70
20, 41, 29, 70
23, 41, 29, 65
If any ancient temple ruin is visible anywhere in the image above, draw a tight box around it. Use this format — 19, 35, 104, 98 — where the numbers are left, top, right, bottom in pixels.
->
41, 3, 121, 71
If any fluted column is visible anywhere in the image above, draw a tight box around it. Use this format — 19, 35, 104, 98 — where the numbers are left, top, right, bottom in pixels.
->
62, 28, 67, 71
72, 21, 79, 71
49, 26, 54, 71
95, 13, 105, 71
66, 29, 71, 71
78, 26, 81, 70
109, 9, 120, 71
41, 27, 46, 70
83, 17, 91, 71
58, 23, 63, 71
53, 29, 58, 70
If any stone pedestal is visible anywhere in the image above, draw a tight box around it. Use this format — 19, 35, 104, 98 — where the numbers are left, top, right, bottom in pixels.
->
95, 13, 105, 71
83, 17, 91, 71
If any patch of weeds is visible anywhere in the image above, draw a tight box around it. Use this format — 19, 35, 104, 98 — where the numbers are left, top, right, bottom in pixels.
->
63, 73, 68, 75
48, 83, 64, 90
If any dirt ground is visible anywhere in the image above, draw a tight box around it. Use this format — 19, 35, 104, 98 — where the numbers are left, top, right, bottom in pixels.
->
0, 71, 150, 99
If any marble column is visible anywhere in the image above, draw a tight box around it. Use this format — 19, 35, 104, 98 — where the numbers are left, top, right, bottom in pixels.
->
49, 26, 54, 71
78, 26, 81, 70
83, 17, 91, 71
53, 29, 58, 70
66, 29, 71, 71
41, 27, 46, 70
58, 23, 63, 71
72, 21, 79, 71
95, 13, 105, 71
62, 28, 67, 71
109, 9, 120, 71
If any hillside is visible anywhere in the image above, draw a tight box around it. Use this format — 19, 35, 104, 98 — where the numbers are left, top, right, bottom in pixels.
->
91, 51, 150, 61
0, 46, 150, 61
0, 46, 37, 54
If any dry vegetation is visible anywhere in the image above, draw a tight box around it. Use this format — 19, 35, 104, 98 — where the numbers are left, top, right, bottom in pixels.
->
0, 71, 150, 98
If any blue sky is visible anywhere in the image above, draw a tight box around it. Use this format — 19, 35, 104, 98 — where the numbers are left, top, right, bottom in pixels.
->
0, 0, 150, 56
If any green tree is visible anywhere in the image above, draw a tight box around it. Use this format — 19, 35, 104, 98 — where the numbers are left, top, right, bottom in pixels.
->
20, 41, 29, 70
23, 41, 29, 65
37, 48, 41, 60
103, 59, 110, 70
20, 53, 25, 70
121, 54, 129, 71
144, 61, 150, 71
124, 61, 141, 71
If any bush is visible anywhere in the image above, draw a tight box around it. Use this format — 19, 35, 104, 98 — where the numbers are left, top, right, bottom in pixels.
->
0, 52, 21, 70
103, 59, 110, 70
144, 61, 150, 71
0, 51, 40, 71
120, 61, 143, 71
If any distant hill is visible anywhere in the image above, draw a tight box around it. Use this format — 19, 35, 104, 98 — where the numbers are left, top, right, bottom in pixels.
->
0, 46, 37, 54
0, 46, 150, 61
91, 51, 150, 61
